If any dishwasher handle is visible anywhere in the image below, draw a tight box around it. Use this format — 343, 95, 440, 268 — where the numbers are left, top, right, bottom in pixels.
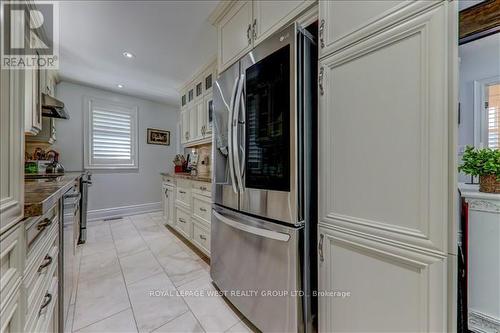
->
213, 210, 290, 242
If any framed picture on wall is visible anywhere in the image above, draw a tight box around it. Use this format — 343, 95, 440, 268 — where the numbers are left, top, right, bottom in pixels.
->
147, 128, 170, 146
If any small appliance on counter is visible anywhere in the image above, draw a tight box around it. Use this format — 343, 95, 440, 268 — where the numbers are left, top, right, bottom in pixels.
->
197, 146, 211, 178
173, 154, 186, 173
46, 150, 65, 173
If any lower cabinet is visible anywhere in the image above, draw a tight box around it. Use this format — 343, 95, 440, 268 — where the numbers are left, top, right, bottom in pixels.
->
0, 224, 24, 333
162, 181, 176, 227
171, 179, 212, 257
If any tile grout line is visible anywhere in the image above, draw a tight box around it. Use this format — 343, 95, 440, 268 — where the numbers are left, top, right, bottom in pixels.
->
109, 219, 141, 333
71, 223, 119, 332
127, 216, 194, 332
133, 214, 208, 333
72, 307, 133, 333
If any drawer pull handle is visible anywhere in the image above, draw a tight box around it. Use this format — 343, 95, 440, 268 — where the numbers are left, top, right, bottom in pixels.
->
39, 293, 52, 315
200, 186, 207, 191
38, 255, 53, 272
179, 190, 186, 194
37, 218, 53, 231
199, 207, 207, 212
199, 234, 207, 240
179, 218, 186, 223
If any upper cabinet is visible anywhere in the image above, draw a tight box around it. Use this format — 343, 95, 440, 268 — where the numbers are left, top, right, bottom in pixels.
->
179, 60, 216, 147
253, 0, 314, 44
210, 0, 314, 73
217, 1, 253, 73
318, 0, 433, 58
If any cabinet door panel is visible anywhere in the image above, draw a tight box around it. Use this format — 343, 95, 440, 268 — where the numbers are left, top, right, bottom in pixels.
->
319, 0, 437, 58
218, 1, 253, 72
318, 225, 447, 332
181, 110, 189, 143
253, 0, 313, 44
318, 2, 456, 332
1, 66, 24, 234
189, 106, 198, 141
197, 101, 206, 138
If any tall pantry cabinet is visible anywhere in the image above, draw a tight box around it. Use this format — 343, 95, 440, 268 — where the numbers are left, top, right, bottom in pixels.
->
317, 1, 458, 332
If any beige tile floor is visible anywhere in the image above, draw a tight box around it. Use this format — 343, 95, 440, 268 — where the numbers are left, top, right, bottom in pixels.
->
68, 212, 255, 333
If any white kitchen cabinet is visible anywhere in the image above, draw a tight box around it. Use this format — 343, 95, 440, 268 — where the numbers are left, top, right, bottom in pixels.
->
211, 0, 314, 72
189, 105, 198, 142
26, 117, 56, 144
253, 0, 313, 44
181, 109, 189, 144
162, 182, 176, 227
0, 55, 25, 236
196, 100, 205, 139
203, 93, 213, 135
460, 188, 500, 333
318, 0, 435, 58
216, 1, 253, 73
318, 1, 457, 332
24, 67, 42, 135
179, 60, 215, 147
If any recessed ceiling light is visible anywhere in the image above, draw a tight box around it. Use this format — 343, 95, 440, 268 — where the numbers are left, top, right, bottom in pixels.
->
122, 51, 135, 59
117, 84, 124, 88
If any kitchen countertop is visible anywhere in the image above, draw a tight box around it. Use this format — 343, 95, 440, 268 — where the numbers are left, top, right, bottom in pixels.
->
160, 172, 211, 183
24, 172, 83, 217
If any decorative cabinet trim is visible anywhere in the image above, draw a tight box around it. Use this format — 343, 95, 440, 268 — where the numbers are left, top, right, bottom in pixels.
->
469, 310, 500, 333
465, 198, 500, 213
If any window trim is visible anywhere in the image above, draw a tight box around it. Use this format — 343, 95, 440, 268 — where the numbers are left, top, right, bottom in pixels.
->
474, 76, 500, 149
83, 96, 139, 170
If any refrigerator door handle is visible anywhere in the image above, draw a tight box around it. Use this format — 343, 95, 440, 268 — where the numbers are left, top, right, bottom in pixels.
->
228, 76, 240, 194
232, 74, 245, 192
213, 210, 290, 242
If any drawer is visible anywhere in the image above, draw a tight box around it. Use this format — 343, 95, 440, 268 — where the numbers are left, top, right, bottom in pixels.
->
25, 204, 58, 256
25, 232, 58, 311
0, 224, 23, 312
176, 186, 192, 208
174, 207, 192, 239
34, 276, 58, 333
192, 181, 211, 197
192, 222, 210, 255
25, 245, 59, 332
162, 176, 175, 185
193, 195, 211, 224
0, 285, 22, 333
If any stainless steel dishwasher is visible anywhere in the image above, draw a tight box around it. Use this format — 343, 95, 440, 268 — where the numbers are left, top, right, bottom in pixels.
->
60, 184, 80, 332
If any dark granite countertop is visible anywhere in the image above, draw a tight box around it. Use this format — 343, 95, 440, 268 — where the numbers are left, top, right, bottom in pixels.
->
160, 172, 211, 183
24, 172, 83, 217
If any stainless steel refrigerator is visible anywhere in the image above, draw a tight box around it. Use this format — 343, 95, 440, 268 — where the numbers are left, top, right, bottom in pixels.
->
211, 23, 317, 333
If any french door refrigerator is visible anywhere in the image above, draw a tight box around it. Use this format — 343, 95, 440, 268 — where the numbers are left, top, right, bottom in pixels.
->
211, 23, 317, 333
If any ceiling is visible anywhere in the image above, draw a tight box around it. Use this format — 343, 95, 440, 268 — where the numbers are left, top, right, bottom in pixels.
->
58, 1, 219, 105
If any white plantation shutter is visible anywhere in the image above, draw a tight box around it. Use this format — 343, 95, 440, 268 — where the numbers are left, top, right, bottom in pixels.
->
487, 83, 499, 149
84, 97, 138, 169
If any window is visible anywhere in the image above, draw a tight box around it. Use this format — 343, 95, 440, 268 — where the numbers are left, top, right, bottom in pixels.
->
486, 83, 499, 149
84, 97, 138, 169
474, 77, 500, 150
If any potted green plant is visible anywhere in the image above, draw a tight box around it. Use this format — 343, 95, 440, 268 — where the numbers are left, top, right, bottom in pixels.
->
458, 146, 500, 193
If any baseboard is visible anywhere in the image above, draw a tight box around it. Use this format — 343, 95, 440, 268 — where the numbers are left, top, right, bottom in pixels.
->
469, 310, 500, 333
87, 202, 161, 222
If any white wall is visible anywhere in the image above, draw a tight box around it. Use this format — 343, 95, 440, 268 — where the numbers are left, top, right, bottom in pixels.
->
54, 81, 179, 217
458, 33, 500, 181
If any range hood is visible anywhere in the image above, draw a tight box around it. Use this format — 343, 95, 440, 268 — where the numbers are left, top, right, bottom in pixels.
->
42, 93, 70, 119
